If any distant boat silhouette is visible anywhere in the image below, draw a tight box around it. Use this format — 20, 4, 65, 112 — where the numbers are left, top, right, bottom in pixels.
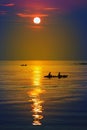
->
44, 72, 68, 79
20, 64, 27, 66
77, 63, 87, 65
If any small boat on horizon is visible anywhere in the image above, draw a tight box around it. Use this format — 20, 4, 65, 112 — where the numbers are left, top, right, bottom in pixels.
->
20, 64, 27, 66
75, 62, 87, 65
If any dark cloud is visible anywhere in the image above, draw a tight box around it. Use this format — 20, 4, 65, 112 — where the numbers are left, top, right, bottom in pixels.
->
0, 11, 7, 15
17, 13, 48, 18
0, 3, 15, 7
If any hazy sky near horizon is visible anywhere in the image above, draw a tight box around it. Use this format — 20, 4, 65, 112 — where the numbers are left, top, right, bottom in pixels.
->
0, 0, 87, 60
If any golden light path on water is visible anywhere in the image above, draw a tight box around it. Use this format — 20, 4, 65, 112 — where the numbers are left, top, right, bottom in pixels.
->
33, 66, 42, 86
28, 65, 45, 126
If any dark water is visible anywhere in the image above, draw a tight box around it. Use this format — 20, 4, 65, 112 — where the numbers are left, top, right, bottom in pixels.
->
0, 60, 87, 130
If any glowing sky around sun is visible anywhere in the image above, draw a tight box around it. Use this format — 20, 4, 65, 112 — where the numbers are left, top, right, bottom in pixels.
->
0, 0, 87, 60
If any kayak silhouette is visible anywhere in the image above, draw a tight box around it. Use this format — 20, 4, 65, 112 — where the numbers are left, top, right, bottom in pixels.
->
44, 72, 68, 79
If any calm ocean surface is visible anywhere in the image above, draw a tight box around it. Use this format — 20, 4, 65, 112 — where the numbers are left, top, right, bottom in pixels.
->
0, 60, 87, 130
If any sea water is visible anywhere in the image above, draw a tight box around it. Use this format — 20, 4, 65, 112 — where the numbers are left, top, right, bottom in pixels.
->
0, 60, 87, 130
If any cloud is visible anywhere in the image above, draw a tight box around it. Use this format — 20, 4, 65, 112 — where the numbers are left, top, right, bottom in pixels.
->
44, 7, 60, 11
0, 3, 15, 7
17, 13, 48, 18
0, 11, 7, 15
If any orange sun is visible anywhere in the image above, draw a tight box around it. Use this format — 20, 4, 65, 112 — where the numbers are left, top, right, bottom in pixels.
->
33, 17, 41, 24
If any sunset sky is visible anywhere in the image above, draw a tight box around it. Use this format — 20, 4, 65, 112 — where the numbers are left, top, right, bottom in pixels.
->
0, 0, 87, 60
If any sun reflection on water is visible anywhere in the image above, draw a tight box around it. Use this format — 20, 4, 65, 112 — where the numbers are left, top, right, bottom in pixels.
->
28, 65, 45, 125
32, 66, 42, 86
28, 88, 45, 125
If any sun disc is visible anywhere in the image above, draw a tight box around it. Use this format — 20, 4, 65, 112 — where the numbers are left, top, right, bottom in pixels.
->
33, 17, 41, 24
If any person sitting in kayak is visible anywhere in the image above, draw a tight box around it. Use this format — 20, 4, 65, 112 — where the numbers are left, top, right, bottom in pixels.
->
58, 72, 62, 78
48, 72, 52, 77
